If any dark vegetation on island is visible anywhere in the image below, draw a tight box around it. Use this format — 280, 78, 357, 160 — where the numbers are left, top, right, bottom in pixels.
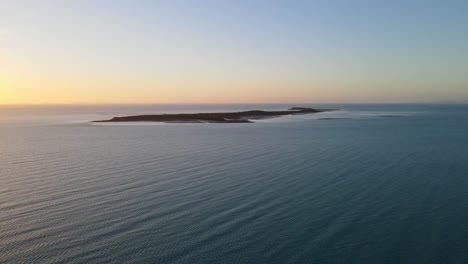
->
93, 107, 335, 123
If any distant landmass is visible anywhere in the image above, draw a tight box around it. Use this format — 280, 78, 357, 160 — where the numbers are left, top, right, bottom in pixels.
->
93, 107, 334, 123
430, 101, 468, 104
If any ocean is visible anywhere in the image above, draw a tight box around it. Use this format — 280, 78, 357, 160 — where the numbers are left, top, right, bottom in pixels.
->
1, 104, 467, 264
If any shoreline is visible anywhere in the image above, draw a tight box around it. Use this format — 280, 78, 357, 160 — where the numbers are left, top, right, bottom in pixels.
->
93, 107, 334, 124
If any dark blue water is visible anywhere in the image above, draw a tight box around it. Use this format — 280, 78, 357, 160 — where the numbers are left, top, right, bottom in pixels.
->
1, 104, 467, 263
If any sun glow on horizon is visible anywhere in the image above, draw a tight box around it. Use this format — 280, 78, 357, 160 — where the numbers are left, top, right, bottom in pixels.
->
1, 1, 467, 105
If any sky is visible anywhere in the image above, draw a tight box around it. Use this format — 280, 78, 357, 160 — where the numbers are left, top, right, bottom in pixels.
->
1, 0, 467, 104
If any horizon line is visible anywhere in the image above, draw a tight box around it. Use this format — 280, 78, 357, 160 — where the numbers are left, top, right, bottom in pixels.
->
1, 101, 467, 107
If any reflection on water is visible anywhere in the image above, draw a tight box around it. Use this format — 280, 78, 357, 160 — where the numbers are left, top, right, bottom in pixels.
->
1, 104, 467, 264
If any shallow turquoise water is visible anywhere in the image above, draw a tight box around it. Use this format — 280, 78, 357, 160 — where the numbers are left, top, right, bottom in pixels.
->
1, 104, 467, 263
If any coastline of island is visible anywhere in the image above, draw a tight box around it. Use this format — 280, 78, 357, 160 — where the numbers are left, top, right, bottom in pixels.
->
92, 107, 335, 124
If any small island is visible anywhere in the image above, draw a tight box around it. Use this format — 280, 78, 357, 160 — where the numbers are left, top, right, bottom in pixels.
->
93, 107, 334, 123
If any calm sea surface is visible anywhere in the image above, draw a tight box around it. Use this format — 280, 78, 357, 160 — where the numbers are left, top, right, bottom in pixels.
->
1, 104, 467, 264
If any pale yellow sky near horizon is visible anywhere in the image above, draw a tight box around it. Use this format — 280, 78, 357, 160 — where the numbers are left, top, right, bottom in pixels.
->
1, 75, 465, 105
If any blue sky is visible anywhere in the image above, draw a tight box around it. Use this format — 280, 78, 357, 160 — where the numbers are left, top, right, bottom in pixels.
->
1, 0, 467, 104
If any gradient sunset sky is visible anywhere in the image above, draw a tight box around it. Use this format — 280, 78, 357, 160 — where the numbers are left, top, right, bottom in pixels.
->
1, 0, 467, 104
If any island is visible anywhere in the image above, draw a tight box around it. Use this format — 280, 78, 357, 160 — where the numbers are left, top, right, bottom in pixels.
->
93, 107, 334, 123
